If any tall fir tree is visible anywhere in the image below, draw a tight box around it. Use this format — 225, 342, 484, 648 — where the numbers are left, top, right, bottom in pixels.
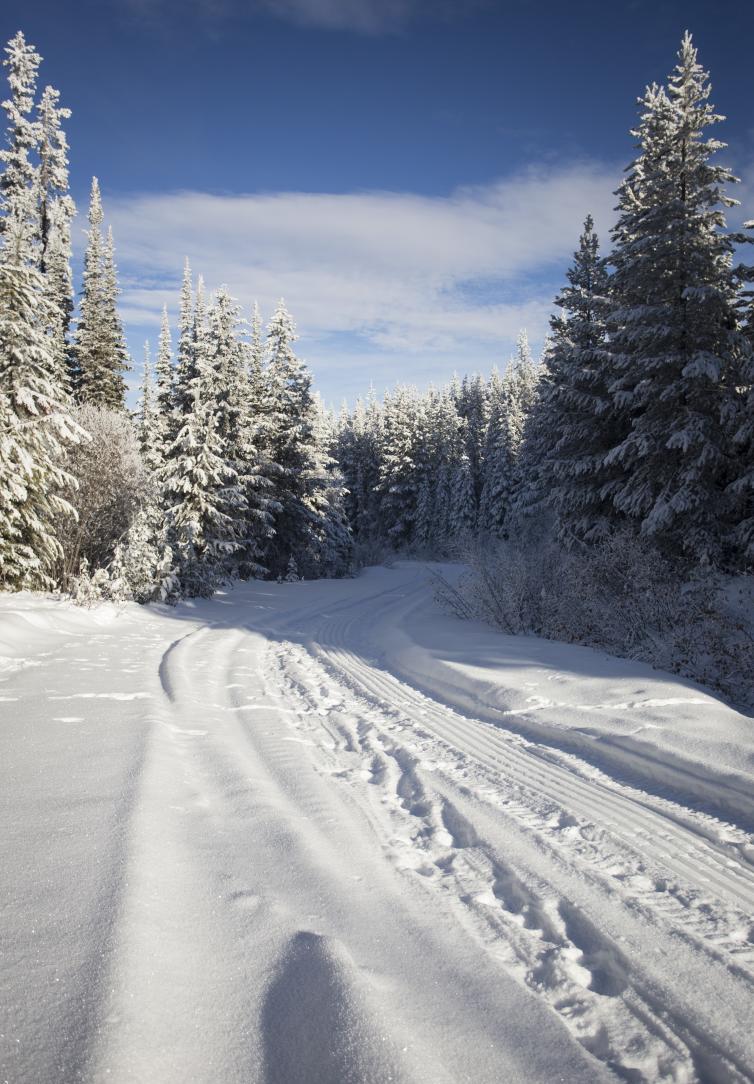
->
0, 217, 82, 588
174, 257, 195, 417
155, 305, 174, 452
73, 178, 129, 408
604, 35, 747, 562
377, 385, 423, 548
517, 216, 617, 540
455, 373, 488, 523
160, 290, 245, 596
479, 334, 539, 534
728, 232, 754, 563
138, 340, 161, 473
261, 300, 343, 577
0, 32, 40, 239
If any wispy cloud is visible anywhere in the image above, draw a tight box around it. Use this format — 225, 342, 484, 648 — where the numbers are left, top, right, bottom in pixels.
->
121, 0, 480, 34
94, 161, 618, 401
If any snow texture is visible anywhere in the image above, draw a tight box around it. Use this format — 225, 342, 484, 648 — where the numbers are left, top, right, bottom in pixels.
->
1, 562, 754, 1083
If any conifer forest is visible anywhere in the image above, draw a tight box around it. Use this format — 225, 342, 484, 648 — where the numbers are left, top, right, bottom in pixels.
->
3, 21, 754, 1084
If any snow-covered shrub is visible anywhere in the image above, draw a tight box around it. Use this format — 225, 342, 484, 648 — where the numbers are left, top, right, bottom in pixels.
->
108, 506, 178, 603
436, 529, 754, 709
284, 556, 300, 582
55, 404, 148, 588
69, 559, 112, 606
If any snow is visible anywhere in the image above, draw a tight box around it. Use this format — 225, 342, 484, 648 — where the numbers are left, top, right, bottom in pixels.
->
1, 562, 754, 1083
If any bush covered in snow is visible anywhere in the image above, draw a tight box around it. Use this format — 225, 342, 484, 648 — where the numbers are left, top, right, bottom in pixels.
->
435, 528, 754, 710
54, 405, 149, 590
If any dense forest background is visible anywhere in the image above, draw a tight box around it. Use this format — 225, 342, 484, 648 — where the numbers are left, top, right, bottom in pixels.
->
1, 29, 753, 703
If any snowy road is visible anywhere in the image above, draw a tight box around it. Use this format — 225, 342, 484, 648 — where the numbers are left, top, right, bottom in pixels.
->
2, 563, 754, 1083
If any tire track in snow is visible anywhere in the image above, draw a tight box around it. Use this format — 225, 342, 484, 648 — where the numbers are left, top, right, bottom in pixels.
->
87, 597, 609, 1084
261, 577, 754, 1083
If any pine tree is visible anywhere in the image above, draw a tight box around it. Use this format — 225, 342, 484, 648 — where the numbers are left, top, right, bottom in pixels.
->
160, 294, 245, 597
479, 368, 516, 533
35, 85, 75, 380
174, 258, 194, 417
310, 396, 352, 576
108, 503, 176, 603
248, 299, 265, 412
154, 305, 174, 453
604, 35, 747, 563
336, 389, 383, 541
455, 373, 488, 523
377, 385, 422, 547
0, 217, 82, 588
517, 216, 617, 540
138, 340, 161, 473
261, 301, 341, 578
73, 178, 129, 409
479, 336, 539, 534
728, 242, 754, 563
0, 32, 40, 239
206, 287, 272, 578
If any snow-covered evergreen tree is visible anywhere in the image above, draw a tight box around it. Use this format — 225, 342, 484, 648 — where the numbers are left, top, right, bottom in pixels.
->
73, 178, 129, 409
0, 216, 82, 588
604, 35, 747, 562
35, 85, 74, 380
310, 396, 352, 576
377, 385, 423, 548
174, 258, 195, 418
248, 299, 265, 412
154, 305, 174, 454
455, 373, 488, 523
260, 300, 346, 578
160, 296, 245, 596
108, 502, 176, 603
517, 217, 617, 540
336, 389, 383, 542
138, 340, 161, 473
479, 335, 539, 534
727, 239, 754, 563
0, 32, 40, 239
206, 287, 272, 578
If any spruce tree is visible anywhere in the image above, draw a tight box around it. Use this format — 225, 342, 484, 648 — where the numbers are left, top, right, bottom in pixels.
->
479, 336, 539, 534
455, 373, 488, 523
138, 340, 161, 473
155, 305, 174, 452
0, 32, 40, 239
73, 178, 129, 409
206, 287, 271, 578
35, 85, 75, 381
728, 245, 754, 563
479, 368, 510, 533
605, 35, 747, 562
517, 217, 617, 540
174, 258, 194, 417
248, 299, 265, 412
378, 385, 422, 548
161, 293, 245, 596
0, 217, 82, 588
261, 301, 339, 578
336, 389, 383, 541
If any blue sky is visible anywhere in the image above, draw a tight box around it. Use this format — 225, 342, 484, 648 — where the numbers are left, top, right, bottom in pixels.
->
3, 0, 754, 405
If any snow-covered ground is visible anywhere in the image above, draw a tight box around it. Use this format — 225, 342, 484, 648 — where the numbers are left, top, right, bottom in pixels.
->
2, 562, 754, 1083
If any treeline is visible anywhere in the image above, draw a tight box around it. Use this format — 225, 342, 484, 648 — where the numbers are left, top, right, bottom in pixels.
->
1, 30, 752, 609
334, 331, 538, 551
338, 34, 754, 573
0, 31, 350, 600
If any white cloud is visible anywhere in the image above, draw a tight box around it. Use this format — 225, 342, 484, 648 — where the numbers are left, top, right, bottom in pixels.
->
98, 161, 618, 402
255, 0, 429, 33
122, 0, 477, 34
